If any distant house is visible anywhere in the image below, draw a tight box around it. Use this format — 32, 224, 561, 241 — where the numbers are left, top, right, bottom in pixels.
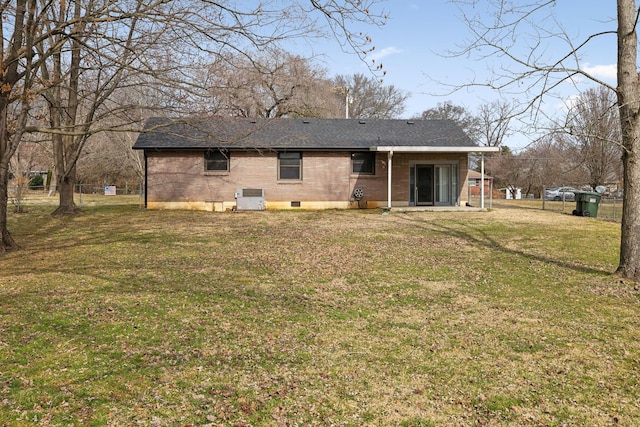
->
132, 117, 498, 211
467, 170, 493, 197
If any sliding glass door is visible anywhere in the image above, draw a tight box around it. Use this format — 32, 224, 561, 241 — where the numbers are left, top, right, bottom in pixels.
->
416, 165, 434, 205
410, 163, 459, 206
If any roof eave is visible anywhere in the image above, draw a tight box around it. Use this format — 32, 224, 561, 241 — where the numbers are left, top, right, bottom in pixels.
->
370, 146, 500, 153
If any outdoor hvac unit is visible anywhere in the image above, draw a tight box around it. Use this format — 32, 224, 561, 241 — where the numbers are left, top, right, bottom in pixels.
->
235, 188, 265, 211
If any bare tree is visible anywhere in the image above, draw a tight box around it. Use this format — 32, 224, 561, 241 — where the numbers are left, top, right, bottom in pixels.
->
207, 50, 343, 118
333, 73, 409, 119
557, 86, 623, 191
0, 0, 49, 250
488, 136, 571, 197
417, 101, 481, 142
34, 0, 174, 215
77, 132, 143, 191
8, 138, 50, 212
486, 147, 522, 197
452, 0, 640, 280
477, 100, 517, 147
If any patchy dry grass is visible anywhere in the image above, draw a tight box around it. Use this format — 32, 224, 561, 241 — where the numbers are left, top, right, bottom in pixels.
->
486, 197, 624, 222
1, 198, 638, 426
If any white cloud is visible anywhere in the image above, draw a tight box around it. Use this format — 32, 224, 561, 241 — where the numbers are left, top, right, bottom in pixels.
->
582, 63, 617, 81
367, 46, 402, 63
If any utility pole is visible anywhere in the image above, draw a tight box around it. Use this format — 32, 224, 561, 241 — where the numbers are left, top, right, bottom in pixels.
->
333, 86, 352, 119
345, 87, 351, 119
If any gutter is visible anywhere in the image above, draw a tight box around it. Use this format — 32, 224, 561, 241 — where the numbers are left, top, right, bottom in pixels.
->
370, 146, 500, 153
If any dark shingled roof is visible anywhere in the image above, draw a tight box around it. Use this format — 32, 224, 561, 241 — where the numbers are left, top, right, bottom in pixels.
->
132, 117, 478, 150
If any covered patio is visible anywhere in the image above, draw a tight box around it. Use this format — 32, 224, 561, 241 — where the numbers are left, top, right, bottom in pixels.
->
370, 145, 500, 209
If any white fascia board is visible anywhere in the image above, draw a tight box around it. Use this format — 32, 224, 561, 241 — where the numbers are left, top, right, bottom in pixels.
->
370, 146, 500, 153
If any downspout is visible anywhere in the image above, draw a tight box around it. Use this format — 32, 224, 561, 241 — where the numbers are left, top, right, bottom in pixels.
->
387, 150, 393, 208
480, 152, 485, 209
143, 151, 148, 209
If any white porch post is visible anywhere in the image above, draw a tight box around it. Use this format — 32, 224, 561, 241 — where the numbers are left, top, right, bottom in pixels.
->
387, 150, 393, 208
480, 153, 486, 209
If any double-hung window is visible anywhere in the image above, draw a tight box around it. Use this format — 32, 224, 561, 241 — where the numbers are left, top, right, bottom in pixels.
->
278, 152, 302, 180
205, 150, 229, 172
351, 152, 375, 175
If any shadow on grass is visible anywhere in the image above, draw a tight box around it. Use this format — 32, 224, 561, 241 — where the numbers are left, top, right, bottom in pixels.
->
395, 214, 614, 277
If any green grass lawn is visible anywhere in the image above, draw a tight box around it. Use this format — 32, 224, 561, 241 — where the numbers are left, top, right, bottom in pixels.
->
1, 197, 638, 426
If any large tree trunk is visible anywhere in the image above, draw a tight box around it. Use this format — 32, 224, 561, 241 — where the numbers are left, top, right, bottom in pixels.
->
0, 0, 25, 251
0, 100, 22, 251
0, 161, 19, 251
49, 0, 83, 217
618, 146, 640, 278
616, 0, 640, 280
51, 169, 79, 216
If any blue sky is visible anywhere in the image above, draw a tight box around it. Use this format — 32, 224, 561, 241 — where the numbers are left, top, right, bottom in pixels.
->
300, 1, 620, 148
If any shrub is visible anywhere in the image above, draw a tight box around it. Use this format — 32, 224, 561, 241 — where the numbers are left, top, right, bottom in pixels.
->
28, 174, 44, 190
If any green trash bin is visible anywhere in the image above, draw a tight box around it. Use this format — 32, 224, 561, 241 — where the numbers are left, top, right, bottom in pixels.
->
572, 192, 602, 217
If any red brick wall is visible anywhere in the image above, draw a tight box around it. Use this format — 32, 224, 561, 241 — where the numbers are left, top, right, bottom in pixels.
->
145, 150, 470, 207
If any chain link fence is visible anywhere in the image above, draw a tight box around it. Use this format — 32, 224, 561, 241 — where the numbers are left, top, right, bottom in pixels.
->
473, 194, 623, 222
8, 183, 143, 210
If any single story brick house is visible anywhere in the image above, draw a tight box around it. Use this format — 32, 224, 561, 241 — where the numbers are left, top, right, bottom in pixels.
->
132, 117, 498, 211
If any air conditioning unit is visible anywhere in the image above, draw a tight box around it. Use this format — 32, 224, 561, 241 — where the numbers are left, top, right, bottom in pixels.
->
235, 188, 265, 211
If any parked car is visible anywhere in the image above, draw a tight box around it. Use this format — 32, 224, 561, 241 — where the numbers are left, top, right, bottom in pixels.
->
544, 187, 578, 201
